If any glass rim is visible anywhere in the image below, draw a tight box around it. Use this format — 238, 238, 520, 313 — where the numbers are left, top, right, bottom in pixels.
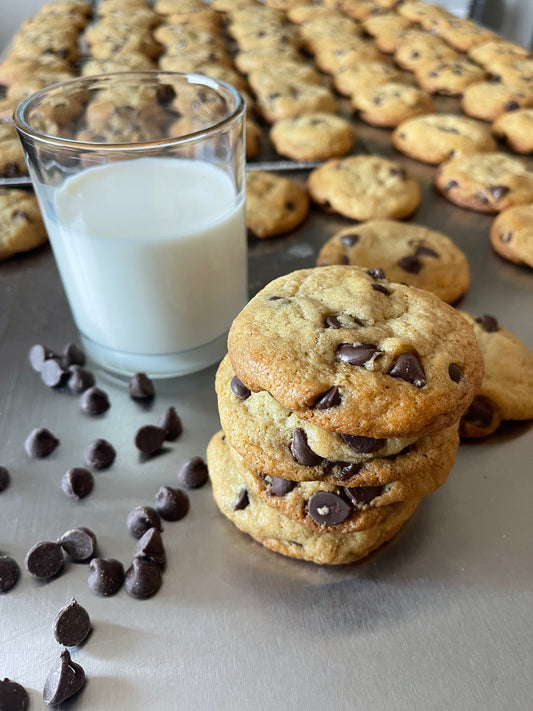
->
14, 69, 245, 152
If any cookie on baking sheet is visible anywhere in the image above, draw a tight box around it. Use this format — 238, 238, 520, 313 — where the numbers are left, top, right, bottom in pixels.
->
246, 171, 309, 239
8, 26, 80, 64
0, 189, 48, 261
255, 83, 338, 124
435, 152, 533, 213
0, 55, 74, 87
492, 108, 533, 154
489, 59, 533, 86
352, 81, 434, 128
207, 430, 420, 565
227, 266, 484, 438
316, 220, 470, 304
0, 124, 28, 178
362, 12, 413, 54
468, 40, 531, 71
81, 54, 156, 75
397, 0, 450, 27
247, 61, 323, 95
392, 113, 496, 164
414, 58, 487, 96
269, 112, 355, 161
459, 312, 533, 433
461, 81, 533, 122
313, 38, 383, 74
394, 30, 459, 72
431, 17, 498, 53
489, 204, 533, 268
233, 46, 302, 75
307, 155, 421, 221
332, 61, 401, 97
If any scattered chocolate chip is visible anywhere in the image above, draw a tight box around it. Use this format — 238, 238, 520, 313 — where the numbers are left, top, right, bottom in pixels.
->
340, 233, 359, 247
157, 406, 182, 440
475, 314, 499, 332
61, 342, 85, 368
340, 434, 381, 454
445, 179, 458, 190
489, 185, 509, 201
134, 527, 166, 568
269, 476, 297, 496
53, 599, 91, 647
308, 491, 352, 526
398, 255, 422, 274
80, 386, 110, 416
127, 505, 162, 538
448, 363, 463, 382
372, 283, 390, 296
0, 465, 9, 493
176, 456, 208, 488
67, 365, 95, 394
25, 541, 63, 580
25, 427, 59, 458
42, 649, 85, 706
461, 394, 494, 427
83, 438, 116, 469
388, 353, 426, 388
134, 425, 166, 455
290, 429, 324, 467
367, 267, 386, 280
29, 344, 57, 372
324, 315, 342, 329
61, 467, 94, 500
129, 372, 155, 400
343, 485, 383, 506
337, 343, 382, 366
88, 558, 124, 596
0, 678, 29, 710
0, 556, 20, 593
334, 461, 364, 481
234, 487, 249, 510
230, 375, 251, 401
155, 486, 189, 521
59, 527, 97, 561
125, 557, 162, 599
313, 385, 341, 410
40, 358, 67, 388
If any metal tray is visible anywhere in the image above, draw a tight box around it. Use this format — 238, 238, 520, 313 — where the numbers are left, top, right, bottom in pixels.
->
1, 103, 532, 710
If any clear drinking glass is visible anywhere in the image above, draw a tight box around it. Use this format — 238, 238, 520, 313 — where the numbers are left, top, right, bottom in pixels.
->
15, 70, 247, 378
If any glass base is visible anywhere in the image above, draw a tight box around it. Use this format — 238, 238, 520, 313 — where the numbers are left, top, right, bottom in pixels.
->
80, 332, 228, 379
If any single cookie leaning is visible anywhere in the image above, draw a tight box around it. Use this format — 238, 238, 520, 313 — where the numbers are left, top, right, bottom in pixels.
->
246, 171, 309, 239
307, 155, 421, 221
269, 112, 356, 161
316, 220, 470, 304
227, 266, 484, 438
0, 189, 48, 261
207, 430, 420, 565
489, 204, 533, 268
435, 152, 533, 213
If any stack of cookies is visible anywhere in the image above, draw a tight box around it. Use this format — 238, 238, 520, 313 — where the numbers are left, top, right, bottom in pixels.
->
207, 265, 484, 565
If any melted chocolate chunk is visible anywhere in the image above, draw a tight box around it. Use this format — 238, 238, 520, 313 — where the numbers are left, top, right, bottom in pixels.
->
25, 427, 59, 458
127, 505, 163, 538
0, 465, 10, 493
0, 678, 29, 711
489, 185, 509, 201
61, 342, 85, 367
157, 406, 183, 441
475, 314, 499, 332
42, 649, 85, 706
67, 365, 95, 394
155, 486, 189, 521
234, 487, 249, 510
59, 527, 97, 561
372, 283, 390, 296
343, 485, 383, 506
176, 456, 208, 488
25, 541, 63, 579
61, 467, 94, 500
448, 363, 464, 382
398, 254, 422, 273
334, 462, 363, 481
325, 314, 342, 329
337, 343, 382, 366
308, 491, 352, 526
129, 372, 155, 400
80, 386, 110, 415
83, 438, 116, 469
290, 429, 324, 466
340, 434, 381, 454
53, 599, 91, 647
230, 375, 251, 401
269, 476, 297, 496
134, 425, 166, 455
134, 527, 166, 568
340, 233, 359, 247
29, 344, 57, 372
313, 386, 341, 410
388, 353, 426, 388
0, 556, 20, 593
462, 394, 494, 427
367, 267, 386, 280
88, 558, 124, 596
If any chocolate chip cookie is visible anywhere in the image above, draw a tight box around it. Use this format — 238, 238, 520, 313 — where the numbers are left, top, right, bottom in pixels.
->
489, 204, 533, 268
352, 81, 434, 128
246, 171, 309, 239
0, 189, 48, 261
269, 112, 356, 161
492, 108, 533, 154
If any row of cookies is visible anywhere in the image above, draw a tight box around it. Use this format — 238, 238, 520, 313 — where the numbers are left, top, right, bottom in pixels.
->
208, 264, 485, 564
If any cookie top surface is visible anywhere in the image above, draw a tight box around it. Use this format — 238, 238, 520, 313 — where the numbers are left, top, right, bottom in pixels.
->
307, 155, 421, 221
0, 189, 48, 261
492, 108, 533, 154
269, 112, 356, 161
392, 113, 496, 164
489, 203, 533, 268
227, 266, 484, 437
435, 152, 533, 213
316, 219, 470, 304
352, 81, 434, 128
246, 171, 309, 239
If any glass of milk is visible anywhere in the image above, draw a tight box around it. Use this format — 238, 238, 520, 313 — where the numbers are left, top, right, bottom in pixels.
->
14, 71, 247, 378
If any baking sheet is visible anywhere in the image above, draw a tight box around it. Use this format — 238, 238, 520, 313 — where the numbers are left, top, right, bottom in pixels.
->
1, 99, 533, 711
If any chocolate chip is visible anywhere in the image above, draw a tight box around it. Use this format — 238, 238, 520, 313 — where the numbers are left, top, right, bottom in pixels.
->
269, 476, 297, 496
325, 314, 342, 329
134, 425, 166, 455
134, 527, 166, 568
448, 363, 463, 382
25, 428, 59, 458
475, 191, 490, 204
157, 406, 182, 440
42, 649, 85, 706
475, 314, 499, 332
445, 179, 458, 190
340, 233, 359, 248
334, 461, 363, 481
0, 556, 20, 593
0, 678, 29, 710
80, 386, 110, 415
53, 599, 91, 647
340, 434, 381, 454
489, 185, 509, 201
504, 100, 520, 111
61, 467, 94, 500
501, 231, 513, 243
127, 505, 163, 538
157, 83, 176, 105
308, 491, 352, 526
0, 465, 9, 493
88, 558, 124, 596
40, 358, 67, 388
337, 343, 382, 366
59, 527, 97, 561
29, 344, 57, 372
462, 394, 494, 427
234, 487, 249, 510
343, 485, 383, 505
388, 353, 426, 388
176, 456, 208, 488
414, 243, 439, 258
372, 283, 390, 295
62, 342, 85, 367
125, 557, 162, 599
439, 126, 459, 133
285, 200, 296, 211
84, 438, 116, 469
67, 365, 95, 393
129, 372, 155, 400
313, 385, 341, 410
230, 375, 251, 401
290, 429, 324, 466
25, 541, 63, 579
390, 167, 406, 180
398, 254, 422, 273
367, 267, 386, 280
155, 485, 189, 521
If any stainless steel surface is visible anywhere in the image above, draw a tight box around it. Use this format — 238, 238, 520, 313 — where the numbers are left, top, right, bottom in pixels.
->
1, 109, 533, 710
